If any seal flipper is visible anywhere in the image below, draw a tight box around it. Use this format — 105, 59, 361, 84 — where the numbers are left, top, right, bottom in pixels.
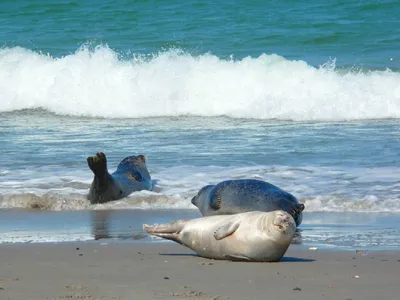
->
209, 190, 222, 210
87, 152, 108, 177
87, 152, 116, 204
223, 254, 252, 261
213, 221, 240, 240
143, 220, 186, 244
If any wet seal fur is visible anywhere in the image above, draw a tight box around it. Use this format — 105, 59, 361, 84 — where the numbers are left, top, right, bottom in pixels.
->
87, 152, 152, 204
191, 179, 305, 226
143, 210, 296, 262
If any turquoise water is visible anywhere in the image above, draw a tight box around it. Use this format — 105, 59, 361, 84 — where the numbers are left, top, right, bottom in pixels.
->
1, 0, 398, 69
1, 0, 400, 248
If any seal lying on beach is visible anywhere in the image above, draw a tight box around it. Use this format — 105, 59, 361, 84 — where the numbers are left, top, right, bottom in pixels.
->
87, 152, 152, 204
143, 210, 296, 262
191, 179, 305, 226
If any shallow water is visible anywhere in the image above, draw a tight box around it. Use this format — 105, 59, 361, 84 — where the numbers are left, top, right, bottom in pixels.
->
1, 209, 400, 251
1, 112, 400, 214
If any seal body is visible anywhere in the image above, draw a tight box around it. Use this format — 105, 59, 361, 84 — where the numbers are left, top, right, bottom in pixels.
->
191, 179, 304, 226
143, 210, 296, 262
87, 152, 152, 204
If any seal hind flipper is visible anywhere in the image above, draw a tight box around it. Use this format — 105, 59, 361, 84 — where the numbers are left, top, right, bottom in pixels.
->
87, 152, 108, 177
213, 221, 240, 240
143, 220, 186, 243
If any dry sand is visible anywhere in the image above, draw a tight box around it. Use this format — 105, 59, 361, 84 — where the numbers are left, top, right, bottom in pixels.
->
0, 242, 399, 300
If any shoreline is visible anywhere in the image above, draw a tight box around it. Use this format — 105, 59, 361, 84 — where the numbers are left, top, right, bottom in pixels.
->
2, 209, 400, 250
2, 238, 400, 253
1, 242, 399, 300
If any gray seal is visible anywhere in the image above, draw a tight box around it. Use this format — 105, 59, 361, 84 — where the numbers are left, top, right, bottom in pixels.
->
87, 152, 152, 204
143, 210, 296, 262
191, 179, 304, 226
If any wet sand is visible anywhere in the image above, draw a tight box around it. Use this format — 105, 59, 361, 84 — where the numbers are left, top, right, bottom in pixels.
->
0, 242, 399, 300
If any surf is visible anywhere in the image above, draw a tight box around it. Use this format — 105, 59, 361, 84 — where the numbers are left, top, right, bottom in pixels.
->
1, 45, 399, 121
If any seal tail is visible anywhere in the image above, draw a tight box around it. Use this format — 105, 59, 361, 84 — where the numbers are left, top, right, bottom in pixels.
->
143, 220, 186, 243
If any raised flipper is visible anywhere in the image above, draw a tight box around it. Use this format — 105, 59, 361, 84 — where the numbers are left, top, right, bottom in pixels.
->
87, 152, 115, 204
143, 220, 187, 243
213, 221, 240, 240
87, 152, 108, 177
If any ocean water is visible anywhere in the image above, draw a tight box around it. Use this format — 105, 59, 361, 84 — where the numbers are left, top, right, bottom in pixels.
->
1, 0, 400, 248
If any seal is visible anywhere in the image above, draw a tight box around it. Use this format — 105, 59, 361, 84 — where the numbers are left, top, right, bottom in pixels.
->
143, 210, 296, 262
191, 179, 305, 226
87, 152, 152, 204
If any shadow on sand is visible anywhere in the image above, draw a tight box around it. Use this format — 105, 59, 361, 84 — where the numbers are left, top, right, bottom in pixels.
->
159, 253, 315, 262
280, 256, 315, 262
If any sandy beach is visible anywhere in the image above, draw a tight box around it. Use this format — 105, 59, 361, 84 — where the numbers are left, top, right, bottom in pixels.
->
0, 242, 399, 300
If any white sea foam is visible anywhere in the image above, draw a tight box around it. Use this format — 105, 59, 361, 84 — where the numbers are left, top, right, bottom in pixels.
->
1, 46, 399, 121
0, 231, 92, 244
1, 165, 400, 213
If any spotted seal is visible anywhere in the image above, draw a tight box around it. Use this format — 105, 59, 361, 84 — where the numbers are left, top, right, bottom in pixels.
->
143, 210, 296, 262
191, 179, 304, 226
87, 152, 152, 204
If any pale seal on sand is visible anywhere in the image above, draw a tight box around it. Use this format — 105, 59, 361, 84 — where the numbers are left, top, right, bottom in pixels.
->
143, 210, 296, 262
87, 152, 152, 204
191, 179, 305, 226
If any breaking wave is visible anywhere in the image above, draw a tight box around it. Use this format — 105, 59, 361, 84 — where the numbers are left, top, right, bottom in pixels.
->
1, 46, 399, 121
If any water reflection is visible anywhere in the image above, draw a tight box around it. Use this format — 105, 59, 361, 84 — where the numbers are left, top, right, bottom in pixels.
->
90, 210, 152, 241
91, 210, 111, 240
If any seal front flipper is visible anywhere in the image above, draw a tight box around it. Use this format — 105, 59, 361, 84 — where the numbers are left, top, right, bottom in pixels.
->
223, 254, 252, 261
213, 221, 240, 240
87, 152, 108, 177
209, 189, 223, 210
